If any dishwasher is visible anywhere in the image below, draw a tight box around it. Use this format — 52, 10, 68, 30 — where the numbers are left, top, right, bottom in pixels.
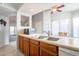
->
59, 47, 79, 56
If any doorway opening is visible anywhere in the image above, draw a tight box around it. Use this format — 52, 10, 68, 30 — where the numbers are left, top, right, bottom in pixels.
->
9, 15, 17, 47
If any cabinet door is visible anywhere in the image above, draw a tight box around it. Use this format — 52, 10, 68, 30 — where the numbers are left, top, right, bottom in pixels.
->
19, 36, 24, 53
24, 38, 29, 56
21, 37, 24, 53
19, 36, 23, 52
40, 42, 59, 56
40, 47, 57, 56
30, 43, 39, 56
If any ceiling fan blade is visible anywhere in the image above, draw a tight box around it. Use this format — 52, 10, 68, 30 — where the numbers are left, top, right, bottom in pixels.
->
57, 5, 64, 8
57, 9, 62, 12
51, 4, 64, 13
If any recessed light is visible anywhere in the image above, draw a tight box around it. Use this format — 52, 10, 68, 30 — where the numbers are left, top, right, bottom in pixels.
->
31, 9, 34, 11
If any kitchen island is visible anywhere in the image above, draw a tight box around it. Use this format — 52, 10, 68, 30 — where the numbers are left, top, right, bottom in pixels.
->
18, 34, 79, 56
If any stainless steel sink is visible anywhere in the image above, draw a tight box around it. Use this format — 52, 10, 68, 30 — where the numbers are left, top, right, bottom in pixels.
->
38, 36, 59, 41
47, 37, 59, 41
38, 36, 48, 39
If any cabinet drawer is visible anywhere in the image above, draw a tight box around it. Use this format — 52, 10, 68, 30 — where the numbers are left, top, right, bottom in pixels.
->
40, 42, 59, 54
30, 39, 39, 45
23, 37, 29, 42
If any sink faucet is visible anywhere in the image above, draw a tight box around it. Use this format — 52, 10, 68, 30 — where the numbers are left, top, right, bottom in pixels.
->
43, 31, 51, 37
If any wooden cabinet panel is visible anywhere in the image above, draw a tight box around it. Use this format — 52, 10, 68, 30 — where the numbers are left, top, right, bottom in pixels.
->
30, 42, 40, 56
19, 36, 21, 50
19, 36, 24, 53
24, 37, 29, 42
40, 42, 59, 56
30, 39, 39, 45
19, 35, 59, 56
21, 37, 24, 53
40, 47, 58, 56
40, 42, 59, 54
19, 36, 30, 56
24, 42, 29, 56
23, 37, 30, 56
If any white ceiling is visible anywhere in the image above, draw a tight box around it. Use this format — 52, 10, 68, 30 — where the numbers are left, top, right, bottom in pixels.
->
0, 3, 23, 16
62, 3, 79, 12
0, 6, 14, 16
7, 3, 23, 10
19, 3, 60, 15
0, 3, 79, 16
19, 3, 79, 15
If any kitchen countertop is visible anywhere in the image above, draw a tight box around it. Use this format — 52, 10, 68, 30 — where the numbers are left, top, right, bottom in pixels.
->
19, 34, 79, 52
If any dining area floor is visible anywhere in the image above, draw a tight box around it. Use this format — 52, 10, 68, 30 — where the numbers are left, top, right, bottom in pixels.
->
0, 41, 23, 56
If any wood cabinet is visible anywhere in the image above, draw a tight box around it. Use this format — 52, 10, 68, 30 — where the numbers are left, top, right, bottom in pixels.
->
19, 35, 59, 56
40, 42, 59, 56
23, 37, 30, 56
19, 36, 24, 53
40, 47, 55, 56
30, 39, 40, 56
19, 36, 30, 56
19, 36, 21, 50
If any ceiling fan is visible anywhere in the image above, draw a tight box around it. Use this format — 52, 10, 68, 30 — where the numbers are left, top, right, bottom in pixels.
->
51, 4, 64, 13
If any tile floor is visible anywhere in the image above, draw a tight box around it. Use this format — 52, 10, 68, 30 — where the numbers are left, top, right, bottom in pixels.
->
0, 41, 23, 56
